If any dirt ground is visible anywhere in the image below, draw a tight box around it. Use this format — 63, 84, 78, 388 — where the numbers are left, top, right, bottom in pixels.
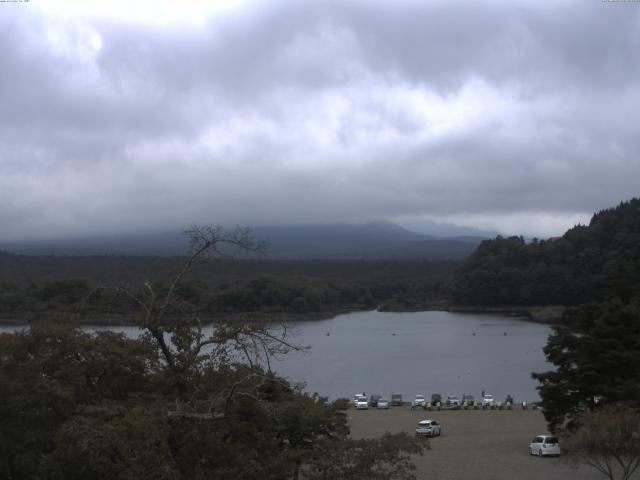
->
348, 407, 606, 480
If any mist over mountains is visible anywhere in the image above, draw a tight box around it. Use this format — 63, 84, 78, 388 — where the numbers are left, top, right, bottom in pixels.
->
0, 221, 490, 260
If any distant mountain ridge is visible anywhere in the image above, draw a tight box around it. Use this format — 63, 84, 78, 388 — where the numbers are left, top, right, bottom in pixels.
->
254, 221, 428, 258
0, 221, 485, 260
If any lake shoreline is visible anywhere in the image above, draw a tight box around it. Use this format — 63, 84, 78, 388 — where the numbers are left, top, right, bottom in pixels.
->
431, 305, 565, 324
0, 308, 368, 327
0, 304, 564, 327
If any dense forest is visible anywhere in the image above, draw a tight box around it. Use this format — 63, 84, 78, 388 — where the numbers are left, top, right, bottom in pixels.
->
452, 198, 640, 307
0, 255, 455, 322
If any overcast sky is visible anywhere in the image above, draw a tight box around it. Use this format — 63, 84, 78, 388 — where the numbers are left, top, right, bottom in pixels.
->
2, 0, 639, 241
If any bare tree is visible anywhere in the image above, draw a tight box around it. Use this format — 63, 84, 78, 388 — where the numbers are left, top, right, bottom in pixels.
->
562, 406, 640, 480
114, 226, 266, 365
112, 225, 306, 415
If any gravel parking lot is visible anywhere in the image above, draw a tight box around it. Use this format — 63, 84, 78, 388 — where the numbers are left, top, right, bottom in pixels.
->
348, 407, 605, 480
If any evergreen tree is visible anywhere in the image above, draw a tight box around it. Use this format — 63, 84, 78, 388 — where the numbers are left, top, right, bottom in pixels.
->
532, 300, 640, 432
453, 198, 640, 307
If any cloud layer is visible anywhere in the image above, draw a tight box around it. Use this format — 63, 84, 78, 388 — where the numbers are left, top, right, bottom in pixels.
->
2, 0, 639, 240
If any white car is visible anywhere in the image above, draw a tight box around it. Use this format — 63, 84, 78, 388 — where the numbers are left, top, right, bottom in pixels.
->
353, 394, 369, 410
415, 419, 441, 437
377, 398, 390, 409
414, 394, 426, 407
529, 435, 560, 456
353, 394, 367, 407
481, 394, 495, 408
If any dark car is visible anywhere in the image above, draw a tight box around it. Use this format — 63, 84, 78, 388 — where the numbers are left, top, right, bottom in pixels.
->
431, 393, 442, 405
391, 393, 403, 406
462, 394, 475, 408
370, 395, 382, 407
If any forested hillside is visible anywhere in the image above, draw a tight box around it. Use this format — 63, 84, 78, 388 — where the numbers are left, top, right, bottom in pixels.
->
452, 198, 640, 306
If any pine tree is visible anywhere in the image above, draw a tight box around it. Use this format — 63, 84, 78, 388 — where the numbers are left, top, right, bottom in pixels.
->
532, 300, 640, 432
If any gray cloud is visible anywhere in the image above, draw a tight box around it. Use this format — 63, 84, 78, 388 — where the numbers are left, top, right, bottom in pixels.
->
1, 0, 639, 241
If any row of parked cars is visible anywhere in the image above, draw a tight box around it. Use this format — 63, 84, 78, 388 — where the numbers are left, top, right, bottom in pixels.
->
352, 394, 391, 409
422, 393, 514, 408
354, 393, 498, 409
354, 393, 534, 415
353, 392, 502, 409
416, 393, 523, 409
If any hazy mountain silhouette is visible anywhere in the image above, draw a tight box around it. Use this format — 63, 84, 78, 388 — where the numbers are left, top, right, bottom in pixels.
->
1, 221, 485, 260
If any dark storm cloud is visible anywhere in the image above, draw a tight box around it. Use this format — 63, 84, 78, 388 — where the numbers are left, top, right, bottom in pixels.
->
1, 0, 639, 240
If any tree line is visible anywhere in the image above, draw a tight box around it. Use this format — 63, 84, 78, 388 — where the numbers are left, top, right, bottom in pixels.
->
0, 256, 455, 321
452, 198, 640, 306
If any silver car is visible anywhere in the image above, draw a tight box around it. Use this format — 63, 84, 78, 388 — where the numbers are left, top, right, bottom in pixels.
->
529, 435, 560, 456
446, 395, 461, 408
377, 398, 390, 409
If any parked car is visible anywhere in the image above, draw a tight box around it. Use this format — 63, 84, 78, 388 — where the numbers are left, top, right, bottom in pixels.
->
414, 394, 426, 407
391, 393, 403, 406
529, 435, 560, 456
462, 394, 475, 407
377, 398, 390, 409
354, 396, 369, 410
430, 393, 442, 405
415, 419, 442, 437
370, 394, 382, 407
481, 394, 495, 408
353, 394, 367, 407
446, 395, 462, 408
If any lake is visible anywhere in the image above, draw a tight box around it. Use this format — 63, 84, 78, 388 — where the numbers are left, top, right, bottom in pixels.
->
268, 310, 552, 402
0, 310, 552, 402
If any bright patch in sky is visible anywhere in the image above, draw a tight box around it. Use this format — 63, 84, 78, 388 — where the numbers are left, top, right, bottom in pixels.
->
35, 0, 247, 25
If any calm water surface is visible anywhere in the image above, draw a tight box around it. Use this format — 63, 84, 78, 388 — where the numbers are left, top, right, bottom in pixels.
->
270, 310, 552, 402
0, 310, 552, 402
